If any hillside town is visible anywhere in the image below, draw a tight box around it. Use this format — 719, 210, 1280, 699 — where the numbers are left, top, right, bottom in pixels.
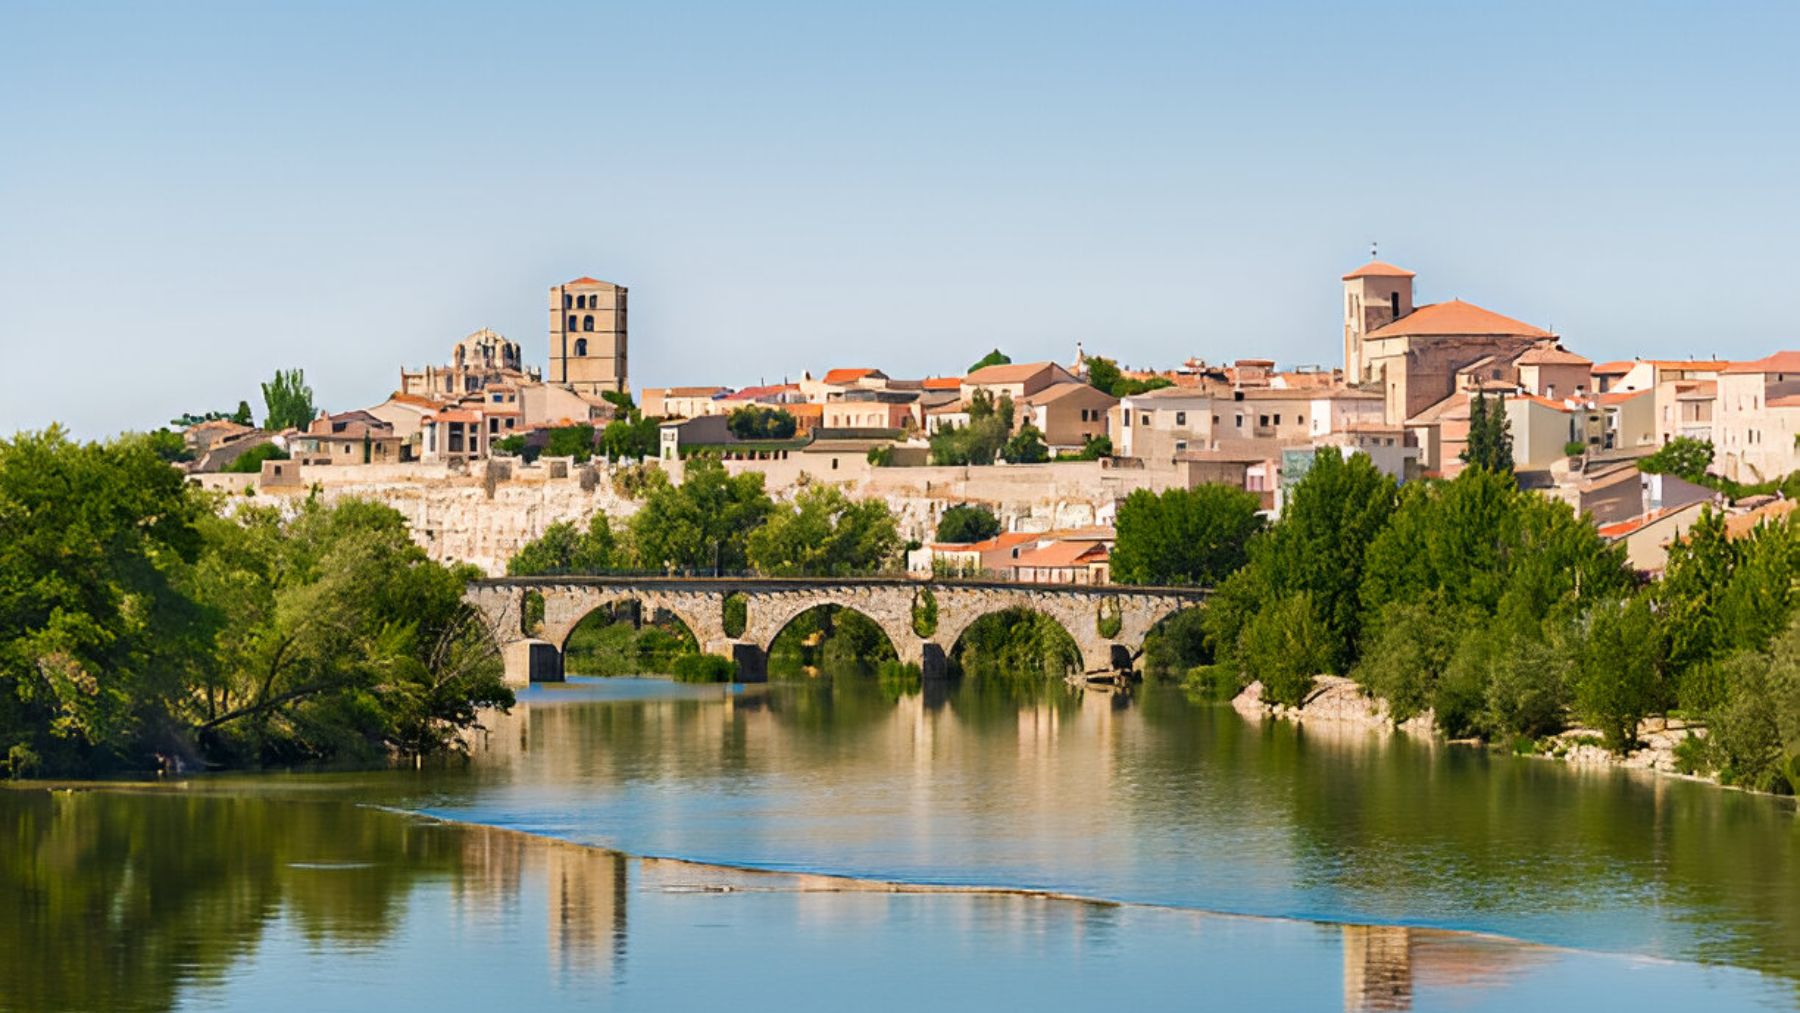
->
178, 258, 1800, 579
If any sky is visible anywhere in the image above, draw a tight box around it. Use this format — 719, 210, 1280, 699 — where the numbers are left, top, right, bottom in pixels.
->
2, 0, 1796, 438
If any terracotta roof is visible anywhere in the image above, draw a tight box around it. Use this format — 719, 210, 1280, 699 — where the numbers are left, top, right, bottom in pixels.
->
822, 368, 883, 385
1011, 540, 1109, 569
1598, 505, 1688, 540
1722, 351, 1800, 375
1342, 260, 1417, 281
1592, 361, 1635, 375
564, 276, 614, 287
1516, 345, 1593, 366
1726, 500, 1797, 538
922, 376, 964, 390
785, 403, 824, 418
964, 361, 1068, 384
657, 386, 730, 398
933, 531, 1038, 553
1599, 388, 1652, 405
1027, 381, 1117, 405
1770, 394, 1800, 409
720, 383, 799, 401
1365, 300, 1553, 341
425, 410, 481, 424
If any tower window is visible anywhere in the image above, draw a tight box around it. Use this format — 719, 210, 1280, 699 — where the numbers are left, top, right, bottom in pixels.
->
575, 338, 588, 356
583, 315, 595, 332
566, 315, 577, 331
1390, 292, 1400, 316
563, 294, 572, 309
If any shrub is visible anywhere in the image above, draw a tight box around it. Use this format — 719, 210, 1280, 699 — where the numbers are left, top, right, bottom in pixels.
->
224, 443, 288, 474
1564, 440, 1587, 458
912, 587, 939, 637
935, 504, 1001, 544
722, 592, 748, 638
1241, 593, 1331, 707
672, 653, 737, 683
1142, 608, 1210, 681
1183, 664, 1244, 702
1095, 598, 1122, 639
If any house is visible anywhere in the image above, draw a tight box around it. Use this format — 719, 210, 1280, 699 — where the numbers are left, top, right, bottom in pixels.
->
658, 415, 734, 460
1016, 382, 1116, 452
1513, 345, 1594, 400
521, 383, 610, 428
1599, 501, 1714, 573
641, 386, 731, 419
1010, 538, 1111, 585
1599, 387, 1658, 451
290, 411, 407, 466
799, 368, 891, 403
960, 361, 1080, 403
420, 409, 489, 465
909, 531, 1041, 578
1714, 352, 1800, 483
821, 390, 919, 431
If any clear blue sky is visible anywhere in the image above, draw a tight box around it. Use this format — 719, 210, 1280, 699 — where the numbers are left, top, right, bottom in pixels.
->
3, 1, 1796, 437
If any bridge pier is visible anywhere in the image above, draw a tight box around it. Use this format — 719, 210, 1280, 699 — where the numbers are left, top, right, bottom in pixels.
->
728, 642, 767, 683
919, 642, 949, 681
503, 639, 563, 688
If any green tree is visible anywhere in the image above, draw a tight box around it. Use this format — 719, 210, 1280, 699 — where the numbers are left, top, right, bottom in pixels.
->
727, 406, 798, 440
223, 443, 289, 474
1640, 437, 1715, 482
628, 458, 774, 573
747, 486, 900, 576
1059, 434, 1112, 460
1242, 593, 1333, 707
506, 514, 617, 575
545, 425, 596, 462
231, 400, 254, 426
1461, 391, 1514, 474
935, 504, 1001, 544
1208, 448, 1395, 676
600, 414, 660, 459
1568, 594, 1665, 751
260, 369, 316, 431
1000, 422, 1049, 463
1111, 485, 1264, 586
1084, 355, 1174, 398
930, 391, 1013, 465
967, 349, 1011, 373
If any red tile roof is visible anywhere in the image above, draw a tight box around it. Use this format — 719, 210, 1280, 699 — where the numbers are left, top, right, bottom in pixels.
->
565, 276, 612, 287
965, 361, 1070, 384
1366, 300, 1553, 340
1011, 540, 1109, 569
1342, 260, 1417, 281
1591, 361, 1635, 375
822, 368, 882, 385
922, 376, 964, 390
1515, 345, 1592, 366
1599, 388, 1652, 405
1722, 351, 1800, 375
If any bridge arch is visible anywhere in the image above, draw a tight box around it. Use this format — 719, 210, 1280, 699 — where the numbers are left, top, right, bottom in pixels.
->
555, 596, 704, 676
762, 602, 901, 678
743, 587, 917, 667
941, 603, 1094, 679
540, 590, 717, 659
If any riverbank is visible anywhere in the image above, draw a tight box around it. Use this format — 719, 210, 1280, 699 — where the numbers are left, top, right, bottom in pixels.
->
1231, 675, 1713, 783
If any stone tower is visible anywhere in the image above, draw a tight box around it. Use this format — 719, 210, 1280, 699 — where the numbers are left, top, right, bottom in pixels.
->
548, 277, 628, 395
1342, 260, 1415, 383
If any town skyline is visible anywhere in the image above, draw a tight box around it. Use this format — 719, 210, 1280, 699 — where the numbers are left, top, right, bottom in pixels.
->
5, 1, 1799, 438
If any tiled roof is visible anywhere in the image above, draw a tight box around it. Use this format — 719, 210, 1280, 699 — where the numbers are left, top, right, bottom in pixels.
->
1341, 260, 1416, 281
1591, 361, 1635, 375
1027, 381, 1117, 405
1599, 388, 1652, 405
1516, 345, 1593, 366
1365, 300, 1552, 340
964, 361, 1066, 384
564, 276, 614, 287
1726, 500, 1797, 538
922, 376, 964, 390
822, 368, 882, 385
1011, 540, 1109, 569
658, 386, 730, 398
932, 531, 1038, 553
1769, 394, 1800, 409
1722, 351, 1800, 375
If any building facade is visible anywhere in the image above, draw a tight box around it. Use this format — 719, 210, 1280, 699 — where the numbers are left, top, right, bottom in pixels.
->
549, 277, 628, 395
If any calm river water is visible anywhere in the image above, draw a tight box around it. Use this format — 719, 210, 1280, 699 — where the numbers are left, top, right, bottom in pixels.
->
5, 676, 1800, 1011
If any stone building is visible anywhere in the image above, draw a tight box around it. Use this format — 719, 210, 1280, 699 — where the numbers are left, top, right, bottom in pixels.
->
549, 277, 628, 395
400, 328, 538, 397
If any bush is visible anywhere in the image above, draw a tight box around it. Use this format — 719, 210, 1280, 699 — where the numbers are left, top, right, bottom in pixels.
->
935, 504, 1001, 544
1095, 598, 1122, 639
1142, 608, 1210, 681
722, 593, 748, 638
672, 653, 737, 683
1183, 664, 1244, 702
223, 443, 288, 474
728, 406, 798, 440
1564, 440, 1587, 457
912, 587, 939, 637
1241, 593, 1332, 707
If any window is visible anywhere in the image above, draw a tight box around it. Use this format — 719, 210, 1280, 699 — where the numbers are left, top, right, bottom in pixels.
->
1175, 411, 1186, 426
566, 315, 578, 331
1122, 411, 1130, 428
1140, 413, 1150, 425
583, 315, 594, 332
1390, 292, 1400, 316
1259, 415, 1269, 427
1212, 415, 1219, 425
575, 338, 588, 356
563, 294, 572, 309
1235, 415, 1243, 428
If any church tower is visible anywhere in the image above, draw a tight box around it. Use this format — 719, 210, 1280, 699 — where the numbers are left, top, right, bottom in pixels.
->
548, 277, 628, 395
1342, 257, 1415, 383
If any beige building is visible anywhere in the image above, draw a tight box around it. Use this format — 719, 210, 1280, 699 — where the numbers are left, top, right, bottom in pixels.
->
1115, 387, 1217, 461
400, 328, 537, 398
1715, 351, 1800, 482
549, 277, 628, 395
1514, 345, 1593, 400
289, 411, 407, 466
961, 361, 1080, 403
1599, 387, 1659, 452
641, 386, 730, 420
1017, 382, 1116, 451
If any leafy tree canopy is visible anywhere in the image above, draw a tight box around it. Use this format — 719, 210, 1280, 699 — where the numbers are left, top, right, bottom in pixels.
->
746, 486, 901, 577
967, 349, 1011, 373
628, 458, 774, 573
1111, 485, 1264, 586
507, 514, 617, 576
260, 369, 317, 432
727, 406, 798, 441
935, 504, 1001, 544
1640, 437, 1716, 483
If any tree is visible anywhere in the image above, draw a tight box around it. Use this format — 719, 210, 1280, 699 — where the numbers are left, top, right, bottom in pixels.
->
1084, 355, 1174, 398
223, 443, 288, 474
1640, 437, 1715, 482
1568, 595, 1665, 751
260, 369, 316, 431
1461, 391, 1514, 473
1208, 448, 1395, 676
600, 414, 660, 460
1242, 593, 1334, 707
746, 486, 900, 576
727, 406, 798, 441
628, 458, 774, 573
967, 349, 1011, 373
1000, 422, 1049, 464
936, 504, 1001, 544
544, 425, 597, 462
1060, 435, 1112, 461
930, 391, 1013, 466
1111, 485, 1264, 586
506, 514, 617, 575
232, 401, 254, 426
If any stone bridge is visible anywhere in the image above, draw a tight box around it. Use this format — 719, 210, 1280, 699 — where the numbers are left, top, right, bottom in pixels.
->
464, 576, 1207, 685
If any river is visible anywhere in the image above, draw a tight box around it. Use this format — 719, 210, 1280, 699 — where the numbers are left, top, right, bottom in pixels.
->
4, 676, 1798, 1011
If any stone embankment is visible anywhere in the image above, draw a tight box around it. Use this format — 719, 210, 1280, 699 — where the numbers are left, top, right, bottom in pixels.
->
1231, 676, 1706, 780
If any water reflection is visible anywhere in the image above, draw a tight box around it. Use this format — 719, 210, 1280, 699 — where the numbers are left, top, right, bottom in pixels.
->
0, 787, 1791, 1012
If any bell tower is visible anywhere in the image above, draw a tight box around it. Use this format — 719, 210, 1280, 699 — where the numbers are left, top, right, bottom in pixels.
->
1341, 249, 1415, 383
548, 277, 629, 395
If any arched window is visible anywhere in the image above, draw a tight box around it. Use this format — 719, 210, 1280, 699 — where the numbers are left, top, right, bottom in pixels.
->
563, 294, 572, 309
575, 338, 588, 356
566, 314, 578, 331
583, 315, 594, 332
